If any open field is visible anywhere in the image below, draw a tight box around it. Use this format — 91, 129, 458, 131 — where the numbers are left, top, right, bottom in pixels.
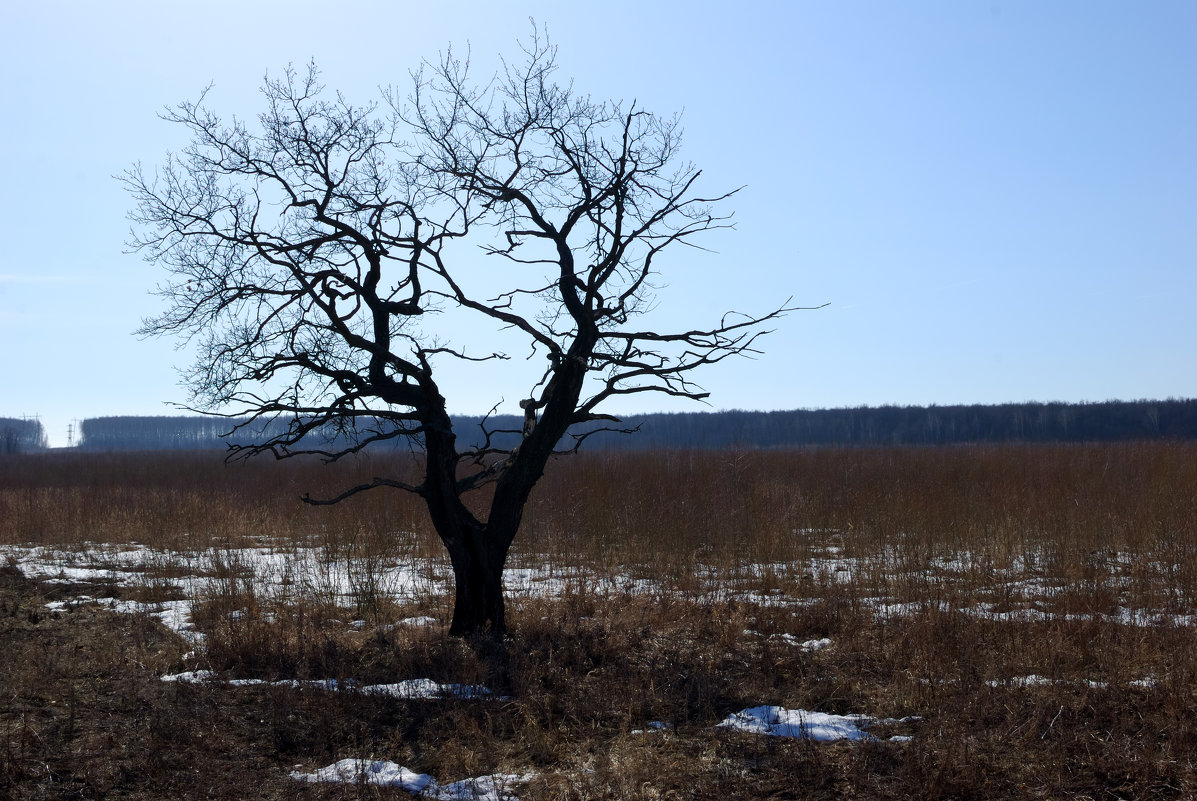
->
2, 443, 1196, 799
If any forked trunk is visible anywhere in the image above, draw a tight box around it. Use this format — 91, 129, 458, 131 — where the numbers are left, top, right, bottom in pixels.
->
445, 527, 508, 636
421, 413, 511, 636
420, 341, 587, 636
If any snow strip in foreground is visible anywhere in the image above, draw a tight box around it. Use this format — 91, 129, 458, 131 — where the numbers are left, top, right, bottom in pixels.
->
718, 706, 878, 741
985, 674, 1110, 690
289, 758, 530, 800
159, 672, 495, 699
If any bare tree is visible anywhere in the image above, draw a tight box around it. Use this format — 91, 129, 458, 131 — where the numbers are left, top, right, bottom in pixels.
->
124, 34, 794, 635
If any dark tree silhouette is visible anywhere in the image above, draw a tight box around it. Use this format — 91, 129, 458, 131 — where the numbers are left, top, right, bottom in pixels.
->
124, 34, 791, 634
0, 417, 47, 453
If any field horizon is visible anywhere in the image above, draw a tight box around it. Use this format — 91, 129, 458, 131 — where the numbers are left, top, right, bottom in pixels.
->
5, 397, 1197, 453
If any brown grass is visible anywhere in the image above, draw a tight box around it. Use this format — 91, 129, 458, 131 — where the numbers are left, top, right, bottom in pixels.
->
1, 443, 1196, 799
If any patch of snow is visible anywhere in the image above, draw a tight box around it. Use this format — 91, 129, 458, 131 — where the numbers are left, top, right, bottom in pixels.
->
156, 672, 495, 700
434, 773, 533, 801
276, 678, 349, 692
986, 675, 1109, 690
161, 670, 216, 683
289, 758, 530, 800
718, 706, 877, 742
290, 759, 432, 792
767, 633, 832, 651
362, 678, 495, 700
14, 541, 1197, 653
45, 591, 203, 643
147, 600, 204, 642
800, 637, 833, 651
987, 674, 1054, 688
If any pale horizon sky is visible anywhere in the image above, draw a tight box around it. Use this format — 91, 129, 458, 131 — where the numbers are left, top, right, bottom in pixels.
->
2, 1, 1194, 446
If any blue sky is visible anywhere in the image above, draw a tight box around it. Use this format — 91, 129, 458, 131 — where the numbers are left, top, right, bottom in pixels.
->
2, 1, 1194, 446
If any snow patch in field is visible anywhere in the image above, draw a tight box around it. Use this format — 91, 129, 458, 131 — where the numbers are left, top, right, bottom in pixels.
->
718, 707, 921, 743
289, 758, 530, 800
866, 596, 1197, 629
140, 599, 204, 642
767, 633, 833, 651
986, 675, 1110, 690
799, 637, 833, 651
161, 670, 216, 683
159, 672, 496, 700
44, 594, 204, 643
364, 678, 496, 700
290, 759, 432, 792
718, 706, 879, 742
12, 542, 1197, 638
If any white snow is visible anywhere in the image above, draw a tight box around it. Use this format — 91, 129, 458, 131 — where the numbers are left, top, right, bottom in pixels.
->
289, 758, 530, 800
139, 599, 204, 643
290, 759, 433, 792
762, 633, 834, 651
43, 593, 205, 643
718, 706, 919, 743
161, 670, 216, 683
985, 675, 1110, 690
718, 706, 878, 742
799, 637, 833, 651
159, 672, 496, 700
631, 721, 671, 734
11, 540, 1197, 633
364, 678, 496, 700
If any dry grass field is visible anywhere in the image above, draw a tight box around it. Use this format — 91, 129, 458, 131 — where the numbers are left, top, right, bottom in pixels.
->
1, 443, 1196, 799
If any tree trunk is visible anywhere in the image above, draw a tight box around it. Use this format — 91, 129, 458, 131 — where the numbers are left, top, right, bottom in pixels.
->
418, 338, 590, 637
418, 403, 506, 636
445, 531, 507, 636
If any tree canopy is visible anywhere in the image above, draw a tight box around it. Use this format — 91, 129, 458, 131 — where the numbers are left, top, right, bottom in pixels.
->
124, 33, 790, 633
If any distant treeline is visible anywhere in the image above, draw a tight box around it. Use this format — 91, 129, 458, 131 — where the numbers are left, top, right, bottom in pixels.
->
599, 399, 1197, 449
64, 399, 1197, 452
0, 417, 48, 454
76, 416, 306, 452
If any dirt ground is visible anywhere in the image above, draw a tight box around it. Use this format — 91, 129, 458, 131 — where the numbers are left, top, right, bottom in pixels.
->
0, 567, 410, 801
